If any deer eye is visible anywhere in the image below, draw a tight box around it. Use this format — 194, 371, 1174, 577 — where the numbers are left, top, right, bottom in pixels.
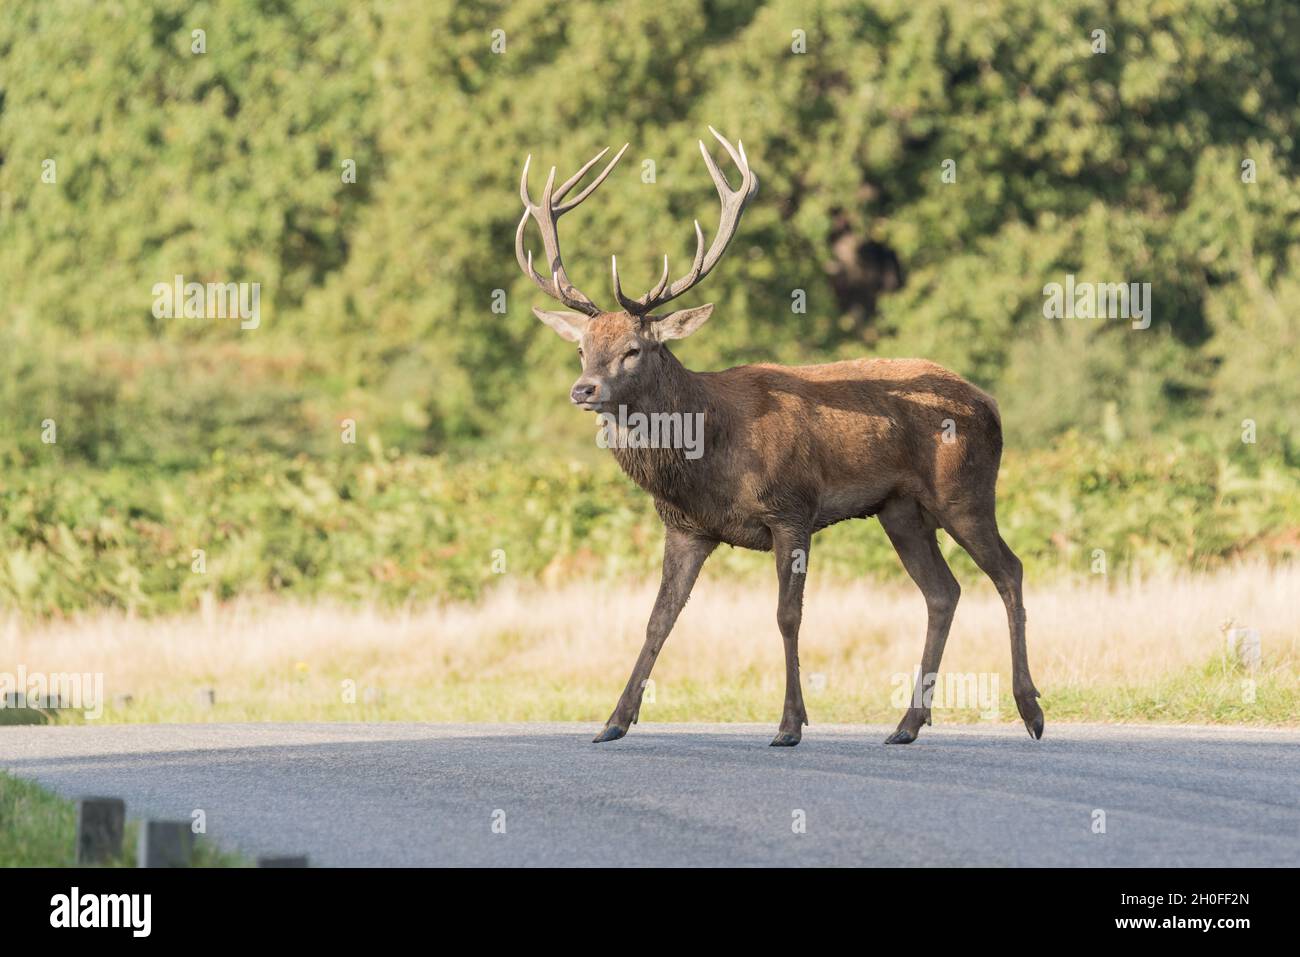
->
624, 348, 640, 360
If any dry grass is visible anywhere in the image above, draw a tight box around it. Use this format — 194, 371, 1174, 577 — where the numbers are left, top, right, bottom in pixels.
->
4, 564, 1297, 727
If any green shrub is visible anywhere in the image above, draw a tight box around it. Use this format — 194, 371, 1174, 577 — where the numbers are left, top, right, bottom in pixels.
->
3, 436, 1297, 619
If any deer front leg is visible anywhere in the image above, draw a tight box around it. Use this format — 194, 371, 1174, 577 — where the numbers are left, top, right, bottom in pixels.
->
770, 524, 812, 747
593, 528, 717, 743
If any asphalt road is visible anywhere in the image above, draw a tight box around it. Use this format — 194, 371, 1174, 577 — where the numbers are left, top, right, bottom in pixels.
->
4, 722, 1298, 866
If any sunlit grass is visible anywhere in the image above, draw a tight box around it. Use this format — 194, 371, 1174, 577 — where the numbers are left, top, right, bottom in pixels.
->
5, 563, 1295, 728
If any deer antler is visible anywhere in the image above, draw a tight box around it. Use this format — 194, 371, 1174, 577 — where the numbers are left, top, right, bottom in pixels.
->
516, 144, 629, 316
611, 126, 758, 316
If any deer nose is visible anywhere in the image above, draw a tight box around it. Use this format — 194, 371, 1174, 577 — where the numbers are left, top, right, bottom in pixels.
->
570, 381, 600, 405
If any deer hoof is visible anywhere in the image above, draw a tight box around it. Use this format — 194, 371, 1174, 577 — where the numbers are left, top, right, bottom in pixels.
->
769, 731, 801, 747
592, 724, 627, 743
1021, 708, 1045, 740
884, 728, 918, 745
1016, 694, 1045, 740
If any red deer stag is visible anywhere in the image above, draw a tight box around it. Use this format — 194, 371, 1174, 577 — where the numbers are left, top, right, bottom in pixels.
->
515, 128, 1042, 746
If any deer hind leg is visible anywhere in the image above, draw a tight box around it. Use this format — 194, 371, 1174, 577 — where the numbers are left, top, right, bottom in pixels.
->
769, 524, 812, 746
594, 528, 717, 743
879, 498, 961, 745
943, 506, 1043, 741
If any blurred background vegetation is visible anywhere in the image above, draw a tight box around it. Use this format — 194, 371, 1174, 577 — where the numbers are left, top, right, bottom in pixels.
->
2, 0, 1299, 617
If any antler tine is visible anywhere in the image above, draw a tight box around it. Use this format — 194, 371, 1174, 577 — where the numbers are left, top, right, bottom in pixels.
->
516, 210, 562, 301
519, 154, 535, 209
680, 218, 707, 288
517, 212, 540, 279
705, 126, 750, 189
611, 253, 671, 313
555, 143, 629, 214
552, 147, 607, 203
646, 253, 671, 302
697, 137, 731, 195
698, 128, 757, 206
610, 255, 637, 313
610, 128, 757, 317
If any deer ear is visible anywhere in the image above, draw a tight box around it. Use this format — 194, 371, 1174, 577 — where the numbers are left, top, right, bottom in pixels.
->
648, 304, 714, 341
533, 308, 590, 342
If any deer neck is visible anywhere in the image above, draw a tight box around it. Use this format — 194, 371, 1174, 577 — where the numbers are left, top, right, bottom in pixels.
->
604, 350, 721, 501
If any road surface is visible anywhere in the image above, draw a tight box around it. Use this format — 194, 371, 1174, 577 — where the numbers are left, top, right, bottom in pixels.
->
4, 722, 1298, 866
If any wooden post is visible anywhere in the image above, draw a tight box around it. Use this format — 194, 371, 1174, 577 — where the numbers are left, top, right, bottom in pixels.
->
76, 797, 126, 864
138, 820, 193, 867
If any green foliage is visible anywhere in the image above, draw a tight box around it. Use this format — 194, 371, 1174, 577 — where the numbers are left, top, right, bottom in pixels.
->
3, 438, 1297, 618
0, 772, 80, 866
3, 0, 1299, 457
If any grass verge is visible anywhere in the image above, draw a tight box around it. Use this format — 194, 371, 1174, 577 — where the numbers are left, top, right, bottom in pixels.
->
0, 772, 246, 867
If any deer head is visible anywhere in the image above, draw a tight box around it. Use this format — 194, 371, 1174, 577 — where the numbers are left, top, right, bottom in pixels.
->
517, 127, 758, 412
